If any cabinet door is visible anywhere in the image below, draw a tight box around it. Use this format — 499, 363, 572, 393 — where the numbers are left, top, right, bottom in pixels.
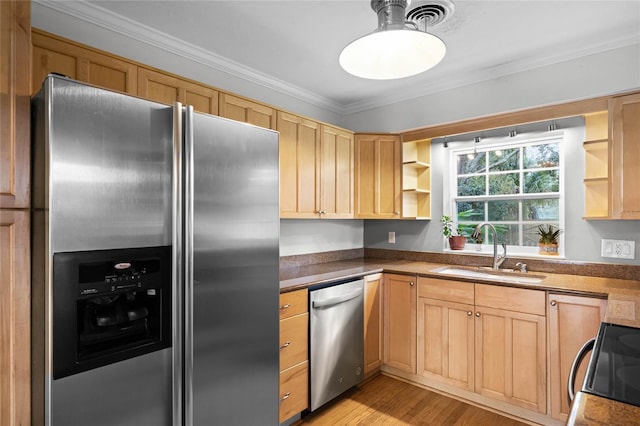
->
219, 93, 275, 129
548, 294, 606, 422
418, 297, 474, 391
0, 209, 31, 425
383, 274, 416, 373
1, 1, 30, 209
137, 67, 218, 115
364, 273, 383, 377
475, 306, 546, 413
278, 111, 321, 218
320, 125, 354, 218
354, 134, 402, 219
32, 30, 137, 95
610, 93, 640, 219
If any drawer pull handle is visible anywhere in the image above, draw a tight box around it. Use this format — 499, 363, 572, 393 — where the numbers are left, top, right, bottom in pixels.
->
280, 304, 291, 310
280, 341, 291, 350
280, 392, 291, 402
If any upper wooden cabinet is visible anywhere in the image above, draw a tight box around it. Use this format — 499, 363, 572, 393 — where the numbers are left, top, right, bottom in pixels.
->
219, 93, 275, 129
137, 67, 218, 115
319, 125, 354, 219
582, 111, 609, 219
32, 30, 137, 95
1, 0, 31, 209
278, 111, 321, 218
278, 113, 354, 219
402, 139, 431, 219
609, 92, 640, 219
354, 134, 402, 219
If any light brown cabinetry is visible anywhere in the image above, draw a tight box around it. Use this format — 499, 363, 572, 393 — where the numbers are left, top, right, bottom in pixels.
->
402, 139, 431, 219
219, 93, 275, 129
609, 92, 640, 219
137, 67, 219, 115
582, 111, 609, 219
417, 278, 474, 391
474, 284, 546, 414
364, 273, 383, 377
279, 289, 309, 423
278, 111, 321, 218
354, 134, 402, 219
32, 29, 137, 95
1, 2, 31, 425
383, 274, 416, 373
279, 113, 354, 219
548, 293, 606, 422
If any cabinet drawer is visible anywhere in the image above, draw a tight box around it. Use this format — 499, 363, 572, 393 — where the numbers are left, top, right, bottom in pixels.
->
280, 313, 308, 371
418, 277, 474, 304
279, 361, 309, 423
475, 284, 546, 316
280, 289, 308, 320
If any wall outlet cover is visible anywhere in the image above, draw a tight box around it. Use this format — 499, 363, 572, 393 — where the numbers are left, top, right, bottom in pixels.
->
601, 239, 635, 259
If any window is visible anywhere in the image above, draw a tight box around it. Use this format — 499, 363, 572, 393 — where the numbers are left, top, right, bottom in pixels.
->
449, 135, 563, 255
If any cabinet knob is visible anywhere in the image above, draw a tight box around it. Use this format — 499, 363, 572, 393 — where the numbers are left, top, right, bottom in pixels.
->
318, 210, 326, 215
280, 341, 290, 350
279, 303, 291, 310
467, 311, 473, 316
394, 211, 400, 215
410, 281, 415, 286
475, 312, 481, 317
280, 392, 290, 402
550, 300, 557, 307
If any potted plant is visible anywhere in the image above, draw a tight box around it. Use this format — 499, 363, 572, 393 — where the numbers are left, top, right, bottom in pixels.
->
536, 224, 561, 255
441, 215, 467, 250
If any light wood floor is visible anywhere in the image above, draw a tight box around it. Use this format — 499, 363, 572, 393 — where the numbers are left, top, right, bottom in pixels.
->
298, 375, 529, 426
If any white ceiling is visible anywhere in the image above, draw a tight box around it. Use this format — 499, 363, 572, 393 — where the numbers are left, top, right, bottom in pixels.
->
36, 0, 640, 115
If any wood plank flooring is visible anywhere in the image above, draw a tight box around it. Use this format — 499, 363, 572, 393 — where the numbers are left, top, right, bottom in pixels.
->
298, 375, 529, 426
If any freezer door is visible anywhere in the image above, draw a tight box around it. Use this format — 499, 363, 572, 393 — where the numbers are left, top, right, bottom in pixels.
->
185, 111, 280, 425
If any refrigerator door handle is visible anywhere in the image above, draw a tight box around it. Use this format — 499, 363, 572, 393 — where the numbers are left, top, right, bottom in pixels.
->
183, 104, 195, 426
172, 102, 185, 426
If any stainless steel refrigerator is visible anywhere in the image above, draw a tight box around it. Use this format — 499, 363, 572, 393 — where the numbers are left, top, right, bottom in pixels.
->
31, 75, 280, 426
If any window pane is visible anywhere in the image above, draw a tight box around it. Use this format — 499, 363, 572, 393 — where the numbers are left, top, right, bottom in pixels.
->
489, 148, 519, 172
457, 202, 485, 222
481, 224, 519, 245
457, 152, 486, 174
523, 143, 559, 168
523, 223, 560, 246
524, 170, 559, 193
489, 173, 520, 195
524, 199, 559, 220
488, 200, 518, 221
458, 176, 485, 196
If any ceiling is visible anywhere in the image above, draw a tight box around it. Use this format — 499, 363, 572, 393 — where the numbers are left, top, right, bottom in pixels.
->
36, 1, 640, 115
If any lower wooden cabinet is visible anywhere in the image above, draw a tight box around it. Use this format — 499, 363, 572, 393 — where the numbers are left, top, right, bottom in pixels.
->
279, 289, 309, 423
383, 274, 416, 374
548, 293, 607, 422
364, 273, 383, 377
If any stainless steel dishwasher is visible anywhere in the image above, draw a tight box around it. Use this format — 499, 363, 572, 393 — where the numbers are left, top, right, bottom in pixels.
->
309, 279, 364, 411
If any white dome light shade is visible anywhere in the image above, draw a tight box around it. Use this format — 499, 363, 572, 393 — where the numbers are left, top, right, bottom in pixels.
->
339, 29, 446, 80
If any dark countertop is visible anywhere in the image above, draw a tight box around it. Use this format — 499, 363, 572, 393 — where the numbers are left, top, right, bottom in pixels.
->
567, 392, 640, 425
280, 257, 640, 297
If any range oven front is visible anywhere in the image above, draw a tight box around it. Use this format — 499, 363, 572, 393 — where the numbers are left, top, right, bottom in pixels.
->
578, 322, 640, 407
52, 246, 171, 379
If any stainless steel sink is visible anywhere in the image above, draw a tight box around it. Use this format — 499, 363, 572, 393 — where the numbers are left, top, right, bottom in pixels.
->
431, 266, 546, 284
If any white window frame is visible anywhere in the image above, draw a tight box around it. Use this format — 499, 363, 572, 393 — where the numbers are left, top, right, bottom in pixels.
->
445, 132, 565, 258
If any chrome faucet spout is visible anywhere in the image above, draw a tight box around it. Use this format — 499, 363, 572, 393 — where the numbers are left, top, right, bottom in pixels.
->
472, 222, 507, 270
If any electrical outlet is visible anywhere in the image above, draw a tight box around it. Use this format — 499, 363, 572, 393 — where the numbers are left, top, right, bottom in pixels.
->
601, 239, 635, 259
388, 232, 396, 244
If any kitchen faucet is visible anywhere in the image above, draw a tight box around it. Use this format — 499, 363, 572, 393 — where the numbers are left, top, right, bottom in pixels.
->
471, 222, 507, 269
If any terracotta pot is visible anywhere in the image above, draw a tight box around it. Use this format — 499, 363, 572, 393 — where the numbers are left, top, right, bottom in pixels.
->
538, 243, 559, 255
448, 236, 467, 250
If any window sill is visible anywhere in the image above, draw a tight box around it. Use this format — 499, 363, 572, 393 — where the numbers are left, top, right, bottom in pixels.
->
444, 247, 565, 260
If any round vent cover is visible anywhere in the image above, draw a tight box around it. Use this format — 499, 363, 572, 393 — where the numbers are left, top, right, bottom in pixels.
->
406, 0, 455, 30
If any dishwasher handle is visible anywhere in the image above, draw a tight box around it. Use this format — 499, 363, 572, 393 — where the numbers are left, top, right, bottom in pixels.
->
567, 337, 595, 404
312, 289, 363, 309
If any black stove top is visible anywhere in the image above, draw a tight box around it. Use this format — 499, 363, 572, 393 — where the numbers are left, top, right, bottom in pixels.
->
584, 322, 640, 407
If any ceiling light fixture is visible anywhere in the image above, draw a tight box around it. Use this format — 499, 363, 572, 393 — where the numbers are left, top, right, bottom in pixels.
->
339, 0, 447, 80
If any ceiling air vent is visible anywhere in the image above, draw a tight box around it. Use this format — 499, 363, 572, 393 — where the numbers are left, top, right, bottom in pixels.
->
406, 0, 455, 31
